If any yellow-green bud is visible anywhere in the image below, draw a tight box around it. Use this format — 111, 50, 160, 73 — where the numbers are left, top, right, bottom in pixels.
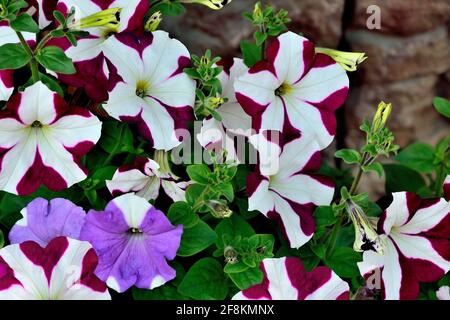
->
346, 200, 383, 254
68, 8, 121, 32
180, 0, 233, 10
208, 200, 233, 218
372, 101, 392, 133
145, 11, 162, 32
315, 48, 367, 72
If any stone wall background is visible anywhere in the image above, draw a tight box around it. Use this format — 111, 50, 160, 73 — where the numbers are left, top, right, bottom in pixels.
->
163, 0, 450, 197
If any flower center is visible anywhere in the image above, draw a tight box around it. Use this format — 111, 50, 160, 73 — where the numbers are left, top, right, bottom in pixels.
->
31, 120, 43, 128
136, 80, 150, 98
275, 83, 292, 96
129, 228, 143, 234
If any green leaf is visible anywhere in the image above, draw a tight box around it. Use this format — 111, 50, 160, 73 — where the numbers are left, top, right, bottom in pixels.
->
90, 166, 117, 189
35, 46, 76, 74
362, 161, 384, 177
0, 43, 30, 69
186, 164, 211, 184
223, 261, 250, 274
178, 258, 228, 300
177, 220, 216, 257
228, 267, 264, 290
0, 230, 4, 248
335, 149, 361, 165
383, 163, 427, 193
215, 215, 255, 249
98, 121, 134, 154
314, 206, 337, 228
310, 244, 326, 259
325, 247, 362, 278
168, 202, 199, 229
217, 182, 234, 202
253, 31, 267, 46
433, 97, 450, 118
10, 14, 39, 33
395, 142, 436, 173
240, 40, 262, 68
185, 184, 206, 207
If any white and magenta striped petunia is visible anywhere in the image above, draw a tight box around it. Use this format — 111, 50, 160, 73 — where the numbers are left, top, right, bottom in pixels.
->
0, 81, 102, 195
235, 31, 349, 150
51, 0, 149, 102
0, 22, 35, 101
80, 193, 183, 293
106, 156, 189, 202
9, 198, 86, 247
232, 257, 349, 300
247, 132, 334, 249
0, 237, 110, 300
358, 192, 450, 300
102, 31, 196, 150
197, 58, 252, 160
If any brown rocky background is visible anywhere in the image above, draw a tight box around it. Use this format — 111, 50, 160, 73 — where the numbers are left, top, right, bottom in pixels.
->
163, 0, 450, 197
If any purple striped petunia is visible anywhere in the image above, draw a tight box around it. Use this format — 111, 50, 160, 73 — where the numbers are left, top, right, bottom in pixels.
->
247, 131, 334, 249
358, 192, 450, 300
234, 31, 349, 150
80, 193, 183, 293
0, 237, 110, 300
0, 81, 102, 195
233, 257, 349, 300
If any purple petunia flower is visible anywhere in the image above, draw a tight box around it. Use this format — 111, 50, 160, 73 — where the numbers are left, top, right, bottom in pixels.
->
9, 197, 86, 247
80, 193, 183, 293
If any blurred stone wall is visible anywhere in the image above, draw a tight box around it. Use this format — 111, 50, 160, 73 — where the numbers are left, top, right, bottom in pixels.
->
163, 0, 450, 196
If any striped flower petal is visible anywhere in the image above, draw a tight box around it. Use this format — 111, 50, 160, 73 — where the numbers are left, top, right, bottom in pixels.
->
247, 132, 334, 248
358, 192, 450, 300
0, 237, 110, 300
0, 82, 102, 195
232, 257, 349, 300
103, 31, 195, 150
235, 31, 349, 150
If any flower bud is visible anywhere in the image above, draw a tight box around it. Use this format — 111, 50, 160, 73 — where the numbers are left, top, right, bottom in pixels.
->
372, 101, 392, 134
208, 200, 233, 218
180, 0, 233, 10
346, 200, 383, 254
68, 8, 121, 32
145, 11, 162, 32
315, 48, 367, 72
224, 246, 238, 264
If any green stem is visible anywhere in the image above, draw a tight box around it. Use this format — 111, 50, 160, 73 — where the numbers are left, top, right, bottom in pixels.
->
434, 150, 449, 197
349, 153, 370, 195
34, 33, 54, 52
16, 31, 39, 83
192, 185, 212, 212
102, 125, 124, 166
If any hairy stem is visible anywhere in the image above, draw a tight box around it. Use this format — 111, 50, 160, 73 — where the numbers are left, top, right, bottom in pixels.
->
16, 31, 39, 83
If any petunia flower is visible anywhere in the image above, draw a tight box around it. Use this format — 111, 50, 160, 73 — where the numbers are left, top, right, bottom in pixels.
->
0, 81, 102, 195
235, 31, 349, 150
0, 22, 35, 101
102, 31, 196, 151
50, 0, 149, 102
358, 192, 450, 300
9, 198, 86, 247
232, 257, 349, 300
106, 152, 189, 202
0, 237, 110, 300
80, 193, 183, 293
247, 131, 334, 249
197, 58, 252, 161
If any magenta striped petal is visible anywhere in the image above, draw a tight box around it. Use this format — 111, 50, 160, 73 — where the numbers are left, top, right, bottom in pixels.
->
235, 32, 349, 150
0, 237, 110, 300
103, 32, 195, 150
232, 257, 349, 300
247, 133, 334, 248
359, 192, 450, 300
0, 82, 102, 195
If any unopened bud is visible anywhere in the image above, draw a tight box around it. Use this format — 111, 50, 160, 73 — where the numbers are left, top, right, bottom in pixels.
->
315, 48, 367, 72
180, 0, 233, 10
372, 101, 392, 133
68, 8, 121, 32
